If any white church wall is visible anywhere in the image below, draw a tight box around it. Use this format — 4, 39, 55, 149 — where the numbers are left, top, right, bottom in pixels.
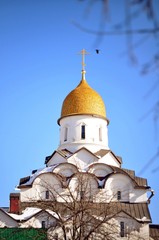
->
20, 212, 57, 228
47, 152, 66, 167
140, 224, 150, 240
0, 210, 18, 227
105, 173, 134, 202
21, 173, 63, 202
69, 173, 98, 201
104, 174, 147, 203
20, 187, 37, 202
67, 149, 98, 170
94, 189, 109, 202
59, 115, 109, 152
33, 173, 63, 200
98, 152, 120, 167
129, 189, 147, 202
107, 212, 149, 240
53, 163, 78, 177
88, 163, 113, 176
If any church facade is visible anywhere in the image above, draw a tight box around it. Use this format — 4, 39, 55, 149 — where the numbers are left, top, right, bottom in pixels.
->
1, 50, 158, 239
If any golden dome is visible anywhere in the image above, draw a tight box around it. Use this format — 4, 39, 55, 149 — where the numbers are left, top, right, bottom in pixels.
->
58, 73, 107, 123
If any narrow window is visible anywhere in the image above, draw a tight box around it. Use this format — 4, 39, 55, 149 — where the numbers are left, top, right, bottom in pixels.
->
120, 222, 125, 237
81, 125, 85, 139
42, 221, 46, 228
80, 191, 85, 200
64, 127, 68, 142
99, 127, 102, 141
45, 190, 49, 199
117, 191, 121, 200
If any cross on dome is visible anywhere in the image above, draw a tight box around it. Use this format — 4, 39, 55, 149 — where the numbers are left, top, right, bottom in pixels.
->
79, 49, 89, 80
79, 49, 89, 71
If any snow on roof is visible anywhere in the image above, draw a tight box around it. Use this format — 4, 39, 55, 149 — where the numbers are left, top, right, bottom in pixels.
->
9, 207, 59, 221
19, 164, 59, 186
45, 209, 59, 219
9, 207, 41, 221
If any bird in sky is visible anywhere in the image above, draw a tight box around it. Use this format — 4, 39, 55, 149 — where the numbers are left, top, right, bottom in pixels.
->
96, 49, 100, 54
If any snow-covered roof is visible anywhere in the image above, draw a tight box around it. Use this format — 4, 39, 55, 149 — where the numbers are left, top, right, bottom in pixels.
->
9, 207, 41, 221
18, 164, 59, 187
9, 207, 59, 221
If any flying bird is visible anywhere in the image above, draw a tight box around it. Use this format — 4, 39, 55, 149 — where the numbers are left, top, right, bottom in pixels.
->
96, 49, 100, 54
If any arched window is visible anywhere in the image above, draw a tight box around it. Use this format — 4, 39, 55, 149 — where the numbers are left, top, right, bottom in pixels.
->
42, 221, 46, 228
117, 191, 121, 200
64, 127, 68, 142
81, 125, 85, 139
120, 222, 125, 237
45, 190, 49, 199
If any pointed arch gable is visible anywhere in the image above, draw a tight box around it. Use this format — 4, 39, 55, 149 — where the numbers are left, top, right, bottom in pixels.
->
45, 151, 67, 166
98, 150, 121, 167
67, 147, 98, 170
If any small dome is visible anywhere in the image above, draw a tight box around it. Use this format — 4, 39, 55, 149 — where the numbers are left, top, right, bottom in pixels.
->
59, 77, 106, 123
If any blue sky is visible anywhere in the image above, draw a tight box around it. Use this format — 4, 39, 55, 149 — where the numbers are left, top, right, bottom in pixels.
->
0, 0, 159, 223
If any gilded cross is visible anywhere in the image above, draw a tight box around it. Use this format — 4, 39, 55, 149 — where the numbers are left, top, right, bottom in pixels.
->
79, 49, 89, 71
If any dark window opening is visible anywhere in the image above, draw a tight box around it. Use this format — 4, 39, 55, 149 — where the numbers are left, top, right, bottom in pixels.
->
80, 191, 85, 200
117, 191, 121, 200
120, 221, 125, 237
64, 127, 68, 142
45, 190, 49, 199
42, 221, 46, 228
81, 125, 85, 139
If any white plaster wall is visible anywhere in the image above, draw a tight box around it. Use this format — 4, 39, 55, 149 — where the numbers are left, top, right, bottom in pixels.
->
106, 212, 150, 240
20, 187, 37, 202
88, 163, 113, 176
104, 173, 148, 203
0, 211, 18, 227
21, 173, 63, 202
67, 149, 98, 170
94, 189, 109, 202
20, 172, 148, 204
20, 212, 56, 228
58, 115, 109, 152
53, 163, 78, 177
98, 152, 120, 167
105, 173, 134, 202
47, 213, 149, 240
47, 152, 66, 167
69, 174, 98, 201
129, 189, 147, 202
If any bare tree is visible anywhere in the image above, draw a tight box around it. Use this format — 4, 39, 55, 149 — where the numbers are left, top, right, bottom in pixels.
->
73, 0, 159, 172
20, 173, 148, 240
74, 0, 159, 72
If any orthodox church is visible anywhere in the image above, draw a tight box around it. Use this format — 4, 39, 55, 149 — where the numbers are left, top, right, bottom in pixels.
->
0, 50, 159, 239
